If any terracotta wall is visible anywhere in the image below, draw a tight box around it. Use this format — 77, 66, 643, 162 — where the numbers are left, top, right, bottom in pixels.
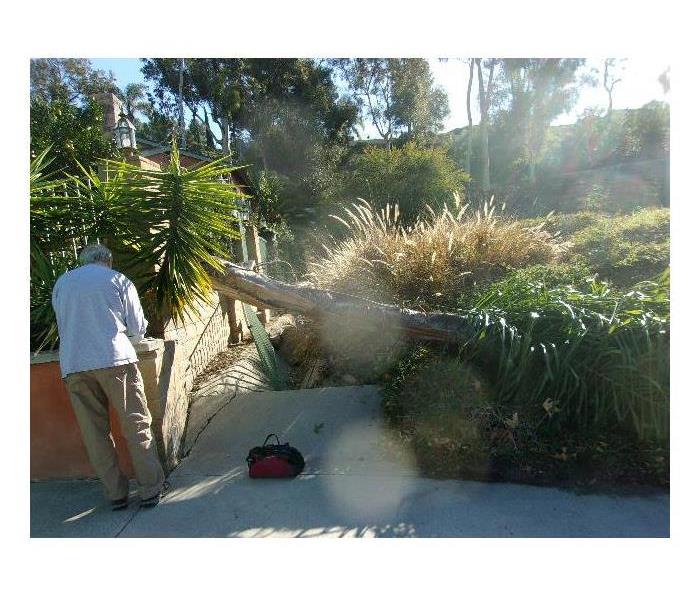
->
31, 339, 175, 480
30, 359, 135, 480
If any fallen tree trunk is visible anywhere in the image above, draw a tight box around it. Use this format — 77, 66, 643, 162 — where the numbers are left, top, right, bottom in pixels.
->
208, 260, 478, 344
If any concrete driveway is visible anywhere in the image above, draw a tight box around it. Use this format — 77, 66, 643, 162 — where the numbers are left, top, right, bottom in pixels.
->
30, 385, 669, 537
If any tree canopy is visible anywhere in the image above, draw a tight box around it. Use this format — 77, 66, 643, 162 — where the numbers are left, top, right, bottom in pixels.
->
344, 142, 469, 223
30, 59, 119, 176
499, 58, 586, 183
141, 58, 358, 155
30, 58, 117, 104
335, 58, 449, 145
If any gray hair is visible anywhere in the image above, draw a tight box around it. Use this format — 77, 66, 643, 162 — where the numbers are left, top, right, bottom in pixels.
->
79, 243, 113, 266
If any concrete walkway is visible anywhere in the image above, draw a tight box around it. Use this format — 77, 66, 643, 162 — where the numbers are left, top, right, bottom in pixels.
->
30, 386, 669, 537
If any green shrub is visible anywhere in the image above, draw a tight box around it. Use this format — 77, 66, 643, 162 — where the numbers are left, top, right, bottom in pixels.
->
398, 357, 492, 445
343, 141, 469, 223
458, 262, 591, 307
568, 208, 669, 285
380, 268, 669, 486
382, 346, 499, 478
522, 208, 669, 286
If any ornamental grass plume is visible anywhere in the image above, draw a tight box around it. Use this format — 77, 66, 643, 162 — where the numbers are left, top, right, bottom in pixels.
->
307, 196, 567, 307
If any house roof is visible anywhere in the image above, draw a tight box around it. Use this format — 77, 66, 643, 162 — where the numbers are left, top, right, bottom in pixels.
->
134, 136, 255, 192
136, 138, 215, 164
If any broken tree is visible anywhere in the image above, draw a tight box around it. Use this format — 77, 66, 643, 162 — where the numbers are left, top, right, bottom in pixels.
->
208, 260, 479, 345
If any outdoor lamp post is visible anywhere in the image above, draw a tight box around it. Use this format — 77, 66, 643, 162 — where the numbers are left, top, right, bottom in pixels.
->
114, 112, 136, 150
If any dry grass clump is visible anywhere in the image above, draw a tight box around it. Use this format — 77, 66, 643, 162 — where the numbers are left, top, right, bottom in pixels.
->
307, 197, 567, 306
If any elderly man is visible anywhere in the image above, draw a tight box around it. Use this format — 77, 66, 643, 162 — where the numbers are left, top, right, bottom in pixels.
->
51, 243, 166, 510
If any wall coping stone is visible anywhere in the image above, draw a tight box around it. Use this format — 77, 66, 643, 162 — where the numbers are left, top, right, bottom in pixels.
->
30, 337, 165, 365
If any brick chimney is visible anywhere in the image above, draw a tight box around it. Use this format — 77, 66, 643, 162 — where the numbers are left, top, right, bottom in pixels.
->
94, 92, 125, 136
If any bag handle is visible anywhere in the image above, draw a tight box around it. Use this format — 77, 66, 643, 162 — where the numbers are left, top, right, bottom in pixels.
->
264, 433, 281, 446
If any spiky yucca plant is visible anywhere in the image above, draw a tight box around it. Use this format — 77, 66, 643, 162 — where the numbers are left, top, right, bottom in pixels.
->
102, 145, 246, 324
30, 143, 245, 349
30, 147, 78, 351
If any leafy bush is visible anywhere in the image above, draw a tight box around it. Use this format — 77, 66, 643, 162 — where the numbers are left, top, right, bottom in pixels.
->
344, 141, 469, 223
382, 346, 497, 479
616, 101, 670, 161
30, 97, 118, 177
389, 353, 492, 445
307, 198, 565, 307
569, 208, 669, 285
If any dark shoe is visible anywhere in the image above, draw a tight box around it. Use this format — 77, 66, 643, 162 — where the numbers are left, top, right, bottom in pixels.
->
140, 481, 171, 509
111, 496, 129, 511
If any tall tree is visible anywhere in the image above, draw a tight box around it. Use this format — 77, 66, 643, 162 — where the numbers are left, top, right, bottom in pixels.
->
118, 83, 151, 124
142, 58, 241, 153
658, 67, 670, 94
30, 58, 117, 104
438, 57, 476, 176
136, 102, 175, 144
30, 97, 118, 177
336, 58, 448, 146
336, 59, 397, 144
475, 58, 497, 190
142, 58, 357, 156
465, 59, 475, 176
501, 58, 585, 184
30, 59, 119, 176
389, 59, 449, 143
602, 58, 626, 117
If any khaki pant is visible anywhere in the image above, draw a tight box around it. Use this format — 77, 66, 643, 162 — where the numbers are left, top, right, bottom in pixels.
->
65, 362, 165, 501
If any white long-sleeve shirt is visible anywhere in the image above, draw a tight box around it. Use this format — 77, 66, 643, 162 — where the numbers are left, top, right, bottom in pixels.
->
51, 263, 148, 377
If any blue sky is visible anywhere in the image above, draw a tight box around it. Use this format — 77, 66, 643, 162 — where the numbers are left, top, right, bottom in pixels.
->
91, 58, 670, 139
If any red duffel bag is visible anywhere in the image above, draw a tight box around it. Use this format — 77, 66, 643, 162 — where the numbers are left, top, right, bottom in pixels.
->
246, 434, 305, 478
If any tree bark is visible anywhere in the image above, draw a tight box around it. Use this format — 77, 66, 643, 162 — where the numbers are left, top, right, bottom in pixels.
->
207, 260, 477, 344
465, 59, 474, 177
604, 60, 613, 117
220, 116, 231, 155
603, 59, 622, 119
528, 156, 537, 185
476, 59, 491, 192
201, 106, 220, 149
178, 58, 187, 150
